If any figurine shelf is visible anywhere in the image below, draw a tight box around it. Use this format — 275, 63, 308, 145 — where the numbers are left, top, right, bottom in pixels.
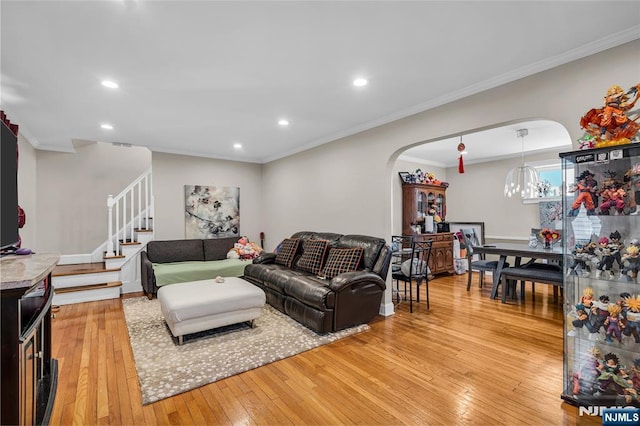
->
561, 144, 640, 408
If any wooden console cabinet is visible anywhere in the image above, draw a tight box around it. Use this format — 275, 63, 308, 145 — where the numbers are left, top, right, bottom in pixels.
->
1, 253, 59, 426
401, 183, 454, 275
411, 233, 455, 275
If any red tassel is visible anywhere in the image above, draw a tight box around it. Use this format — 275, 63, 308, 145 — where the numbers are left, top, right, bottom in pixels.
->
458, 155, 464, 174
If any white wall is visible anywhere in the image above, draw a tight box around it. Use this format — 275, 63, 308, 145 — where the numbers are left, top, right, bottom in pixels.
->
151, 152, 264, 246
17, 133, 37, 251
35, 142, 151, 254
261, 40, 640, 314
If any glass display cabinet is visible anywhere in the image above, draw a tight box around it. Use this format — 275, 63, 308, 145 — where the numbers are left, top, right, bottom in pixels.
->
561, 144, 640, 408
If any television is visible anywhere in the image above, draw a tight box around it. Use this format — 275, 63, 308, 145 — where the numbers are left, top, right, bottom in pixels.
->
1, 117, 19, 251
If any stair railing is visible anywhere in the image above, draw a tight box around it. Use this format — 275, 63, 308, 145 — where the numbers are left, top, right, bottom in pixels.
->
105, 167, 153, 257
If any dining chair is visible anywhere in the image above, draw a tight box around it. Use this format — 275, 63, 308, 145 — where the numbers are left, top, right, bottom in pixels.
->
391, 235, 413, 302
391, 238, 433, 312
516, 227, 563, 299
460, 228, 506, 291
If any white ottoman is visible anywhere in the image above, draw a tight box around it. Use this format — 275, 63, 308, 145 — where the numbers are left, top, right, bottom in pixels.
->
157, 277, 266, 344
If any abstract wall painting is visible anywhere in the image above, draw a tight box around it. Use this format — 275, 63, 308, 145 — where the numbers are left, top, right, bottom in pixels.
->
185, 185, 240, 238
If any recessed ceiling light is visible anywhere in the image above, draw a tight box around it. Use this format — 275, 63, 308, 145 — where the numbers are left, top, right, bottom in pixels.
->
353, 77, 368, 87
101, 80, 119, 89
233, 143, 242, 149
278, 119, 289, 126
100, 123, 113, 130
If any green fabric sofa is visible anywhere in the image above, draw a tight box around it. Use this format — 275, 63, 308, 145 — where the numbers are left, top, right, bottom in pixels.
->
140, 237, 248, 298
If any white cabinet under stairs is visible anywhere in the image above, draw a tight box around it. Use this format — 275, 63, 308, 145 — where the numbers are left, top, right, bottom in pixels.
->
52, 168, 154, 305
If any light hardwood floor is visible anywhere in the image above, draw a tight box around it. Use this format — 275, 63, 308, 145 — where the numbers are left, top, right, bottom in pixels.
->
50, 273, 598, 425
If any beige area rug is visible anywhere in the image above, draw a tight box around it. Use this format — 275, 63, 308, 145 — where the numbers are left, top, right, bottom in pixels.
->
122, 297, 370, 404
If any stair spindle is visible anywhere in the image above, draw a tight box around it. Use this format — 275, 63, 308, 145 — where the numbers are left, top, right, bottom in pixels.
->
106, 195, 115, 257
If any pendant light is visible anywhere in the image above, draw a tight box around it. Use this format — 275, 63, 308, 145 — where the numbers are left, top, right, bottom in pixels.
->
504, 128, 540, 198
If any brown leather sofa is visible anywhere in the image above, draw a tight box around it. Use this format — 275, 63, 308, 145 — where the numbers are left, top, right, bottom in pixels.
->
243, 231, 391, 334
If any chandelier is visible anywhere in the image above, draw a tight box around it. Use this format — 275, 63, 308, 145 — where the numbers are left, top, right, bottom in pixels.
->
504, 129, 540, 198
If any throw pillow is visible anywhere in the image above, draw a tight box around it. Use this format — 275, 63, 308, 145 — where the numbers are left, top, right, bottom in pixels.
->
275, 238, 300, 268
321, 247, 364, 279
294, 239, 329, 275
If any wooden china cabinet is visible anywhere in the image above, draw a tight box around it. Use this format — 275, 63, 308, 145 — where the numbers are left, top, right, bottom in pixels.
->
401, 183, 454, 275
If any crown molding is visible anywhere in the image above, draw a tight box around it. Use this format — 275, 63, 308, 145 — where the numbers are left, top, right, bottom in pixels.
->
264, 26, 640, 164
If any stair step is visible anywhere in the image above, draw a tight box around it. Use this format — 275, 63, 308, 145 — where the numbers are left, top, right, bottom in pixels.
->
119, 241, 141, 246
103, 254, 125, 260
54, 281, 122, 294
52, 262, 120, 277
134, 228, 153, 233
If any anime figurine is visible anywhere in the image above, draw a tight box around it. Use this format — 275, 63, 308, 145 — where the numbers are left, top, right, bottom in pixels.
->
595, 353, 633, 397
609, 231, 625, 270
578, 133, 597, 150
621, 245, 640, 281
622, 295, 640, 343
572, 346, 603, 397
605, 304, 624, 343
625, 163, 640, 215
568, 243, 594, 276
580, 83, 640, 146
595, 237, 616, 279
568, 170, 598, 216
576, 295, 611, 340
624, 359, 640, 403
599, 181, 627, 215
570, 287, 596, 335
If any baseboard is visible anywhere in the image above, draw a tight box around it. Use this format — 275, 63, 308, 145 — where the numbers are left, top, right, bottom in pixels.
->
379, 302, 395, 317
120, 278, 143, 294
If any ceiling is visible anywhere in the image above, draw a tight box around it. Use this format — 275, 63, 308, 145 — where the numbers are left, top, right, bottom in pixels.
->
399, 119, 573, 168
2, 1, 639, 164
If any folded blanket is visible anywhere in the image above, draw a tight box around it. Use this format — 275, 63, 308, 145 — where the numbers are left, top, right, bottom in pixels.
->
152, 259, 248, 286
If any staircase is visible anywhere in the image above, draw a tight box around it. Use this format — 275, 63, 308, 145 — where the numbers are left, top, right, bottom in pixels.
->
52, 168, 154, 305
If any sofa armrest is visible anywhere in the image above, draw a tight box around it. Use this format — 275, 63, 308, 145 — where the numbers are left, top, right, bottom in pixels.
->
140, 251, 157, 299
252, 252, 276, 264
372, 245, 392, 279
328, 271, 386, 293
328, 271, 386, 331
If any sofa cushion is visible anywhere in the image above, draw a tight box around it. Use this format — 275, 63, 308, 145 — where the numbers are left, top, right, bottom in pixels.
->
146, 239, 204, 263
336, 235, 385, 271
294, 239, 329, 275
203, 237, 238, 261
244, 262, 288, 284
260, 267, 310, 294
291, 231, 342, 244
283, 275, 335, 310
275, 238, 300, 268
321, 247, 364, 279
152, 259, 247, 286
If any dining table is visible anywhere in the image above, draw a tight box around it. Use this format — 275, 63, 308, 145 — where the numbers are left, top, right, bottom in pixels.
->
471, 242, 563, 300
